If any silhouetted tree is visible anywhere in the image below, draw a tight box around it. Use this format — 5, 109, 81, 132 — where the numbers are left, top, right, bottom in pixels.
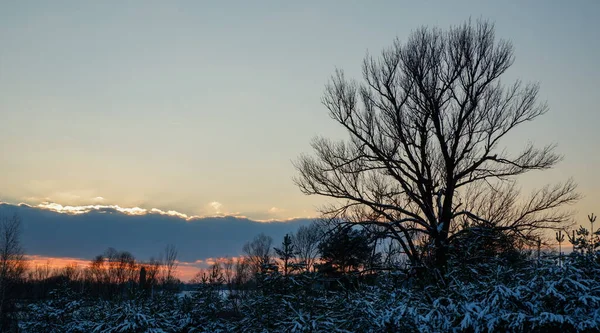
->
318, 227, 374, 274
568, 213, 600, 256
274, 234, 297, 276
448, 226, 524, 271
243, 233, 273, 274
60, 263, 81, 282
139, 266, 147, 291
294, 20, 578, 273
144, 257, 162, 289
163, 244, 178, 287
233, 257, 251, 287
222, 257, 235, 287
84, 248, 141, 298
88, 255, 107, 287
105, 249, 137, 286
292, 222, 323, 272
0, 214, 25, 330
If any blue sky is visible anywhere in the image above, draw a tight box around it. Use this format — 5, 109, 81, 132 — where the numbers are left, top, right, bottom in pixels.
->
1, 1, 598, 224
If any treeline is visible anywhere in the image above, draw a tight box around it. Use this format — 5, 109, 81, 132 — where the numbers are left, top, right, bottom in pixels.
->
21, 244, 179, 301
18, 220, 391, 302
189, 221, 401, 292
7, 216, 599, 305
2, 215, 397, 316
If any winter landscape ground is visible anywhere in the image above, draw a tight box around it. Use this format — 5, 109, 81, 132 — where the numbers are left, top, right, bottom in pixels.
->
11, 225, 600, 332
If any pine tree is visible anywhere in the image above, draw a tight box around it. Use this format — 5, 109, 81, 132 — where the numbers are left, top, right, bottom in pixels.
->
274, 234, 297, 276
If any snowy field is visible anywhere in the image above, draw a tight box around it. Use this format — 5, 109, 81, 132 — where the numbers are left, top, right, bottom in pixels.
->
17, 259, 600, 332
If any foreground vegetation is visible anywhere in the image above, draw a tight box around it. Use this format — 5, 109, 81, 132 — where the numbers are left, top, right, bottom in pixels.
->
0, 217, 596, 332
17, 249, 600, 332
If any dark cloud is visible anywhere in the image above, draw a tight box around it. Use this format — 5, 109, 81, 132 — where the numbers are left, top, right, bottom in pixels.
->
0, 203, 313, 262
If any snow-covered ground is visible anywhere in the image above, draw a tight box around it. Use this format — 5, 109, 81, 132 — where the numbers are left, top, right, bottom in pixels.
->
16, 257, 600, 332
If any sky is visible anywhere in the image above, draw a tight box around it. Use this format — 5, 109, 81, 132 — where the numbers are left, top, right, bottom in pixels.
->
1, 1, 599, 275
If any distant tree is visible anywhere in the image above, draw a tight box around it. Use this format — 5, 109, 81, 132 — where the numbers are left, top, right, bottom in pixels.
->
292, 222, 323, 272
294, 19, 578, 273
274, 234, 297, 276
191, 262, 225, 286
29, 261, 52, 282
103, 248, 137, 286
84, 248, 140, 298
60, 263, 81, 282
28, 261, 53, 299
242, 233, 273, 274
145, 257, 162, 288
222, 257, 235, 287
163, 244, 178, 287
0, 214, 26, 329
88, 254, 107, 286
568, 213, 600, 256
208, 262, 225, 285
318, 227, 374, 274
233, 257, 251, 286
139, 266, 147, 291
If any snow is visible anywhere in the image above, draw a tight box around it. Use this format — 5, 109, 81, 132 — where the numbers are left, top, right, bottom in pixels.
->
18, 255, 600, 332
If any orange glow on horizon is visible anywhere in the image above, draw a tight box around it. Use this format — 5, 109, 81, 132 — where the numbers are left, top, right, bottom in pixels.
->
24, 255, 247, 282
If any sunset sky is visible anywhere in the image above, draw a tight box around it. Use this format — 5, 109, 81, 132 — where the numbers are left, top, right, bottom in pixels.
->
1, 1, 599, 277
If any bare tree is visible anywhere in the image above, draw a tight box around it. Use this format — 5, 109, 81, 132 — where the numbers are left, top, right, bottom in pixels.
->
144, 257, 162, 287
222, 257, 235, 286
29, 261, 52, 282
163, 244, 178, 285
233, 257, 251, 286
61, 263, 81, 281
88, 255, 107, 285
242, 233, 273, 274
104, 248, 137, 285
0, 214, 26, 327
292, 222, 323, 271
231, 257, 251, 309
294, 20, 578, 272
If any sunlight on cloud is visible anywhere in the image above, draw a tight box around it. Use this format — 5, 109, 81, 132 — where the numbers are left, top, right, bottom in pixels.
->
36, 202, 199, 220
11, 200, 308, 223
209, 201, 222, 213
268, 207, 284, 214
38, 202, 148, 215
31, 201, 255, 221
150, 208, 190, 219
